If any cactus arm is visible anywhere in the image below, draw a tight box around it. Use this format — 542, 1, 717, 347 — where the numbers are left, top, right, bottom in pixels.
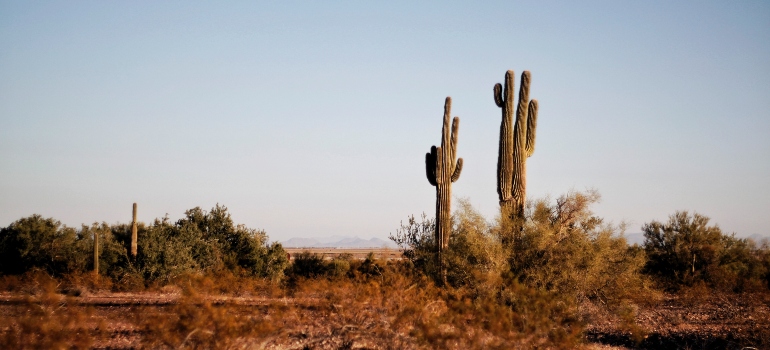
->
505, 70, 515, 108
497, 71, 515, 204
426, 147, 438, 186
494, 83, 504, 107
442, 99, 451, 149
515, 71, 531, 137
451, 158, 463, 183
450, 117, 459, 165
526, 99, 538, 157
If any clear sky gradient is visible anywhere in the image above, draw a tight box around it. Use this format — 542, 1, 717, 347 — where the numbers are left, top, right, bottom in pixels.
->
1, 1, 768, 242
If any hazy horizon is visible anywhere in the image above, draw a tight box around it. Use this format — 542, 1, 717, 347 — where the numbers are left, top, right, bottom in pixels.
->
2, 1, 768, 242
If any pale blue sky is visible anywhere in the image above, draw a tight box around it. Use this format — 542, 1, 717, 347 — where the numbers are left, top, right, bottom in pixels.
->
1, 1, 768, 242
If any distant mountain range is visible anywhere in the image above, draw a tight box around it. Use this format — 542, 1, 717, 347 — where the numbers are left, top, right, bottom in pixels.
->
281, 236, 398, 248
623, 233, 646, 245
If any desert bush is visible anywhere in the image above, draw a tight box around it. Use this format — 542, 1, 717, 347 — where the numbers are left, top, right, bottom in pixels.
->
643, 211, 770, 291
390, 199, 588, 347
353, 252, 388, 279
390, 204, 507, 292
443, 199, 507, 296
0, 215, 82, 275
327, 255, 352, 278
135, 216, 215, 282
126, 204, 287, 283
390, 213, 440, 280
286, 251, 328, 279
0, 205, 287, 285
501, 190, 652, 306
0, 216, 133, 280
285, 251, 356, 282
78, 222, 132, 279
393, 191, 648, 307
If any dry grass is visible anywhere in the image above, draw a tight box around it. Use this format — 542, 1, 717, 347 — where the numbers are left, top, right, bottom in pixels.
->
0, 265, 587, 349
0, 265, 767, 349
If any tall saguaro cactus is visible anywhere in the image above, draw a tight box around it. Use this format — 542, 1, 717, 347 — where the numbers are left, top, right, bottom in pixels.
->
426, 97, 463, 256
495, 70, 539, 219
131, 203, 138, 258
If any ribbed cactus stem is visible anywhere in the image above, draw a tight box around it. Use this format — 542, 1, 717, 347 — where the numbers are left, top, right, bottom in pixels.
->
131, 203, 138, 258
495, 70, 538, 219
425, 97, 463, 283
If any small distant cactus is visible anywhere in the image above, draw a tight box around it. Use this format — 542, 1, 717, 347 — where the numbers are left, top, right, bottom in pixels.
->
495, 70, 538, 219
93, 229, 99, 276
131, 203, 138, 258
425, 97, 463, 281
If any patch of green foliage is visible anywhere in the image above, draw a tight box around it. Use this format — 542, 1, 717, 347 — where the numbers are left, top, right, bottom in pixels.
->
0, 215, 83, 275
643, 211, 770, 291
0, 205, 288, 285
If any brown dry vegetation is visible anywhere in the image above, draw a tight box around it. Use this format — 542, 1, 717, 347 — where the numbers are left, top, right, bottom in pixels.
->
0, 267, 577, 349
0, 265, 768, 349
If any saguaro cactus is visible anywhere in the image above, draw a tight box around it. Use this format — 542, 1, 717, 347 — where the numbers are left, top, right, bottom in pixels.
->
426, 97, 463, 254
131, 203, 138, 258
495, 70, 538, 219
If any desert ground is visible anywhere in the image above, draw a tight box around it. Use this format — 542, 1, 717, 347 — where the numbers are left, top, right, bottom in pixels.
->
1, 263, 767, 350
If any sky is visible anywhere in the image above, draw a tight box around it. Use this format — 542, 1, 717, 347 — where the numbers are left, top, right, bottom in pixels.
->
1, 1, 768, 242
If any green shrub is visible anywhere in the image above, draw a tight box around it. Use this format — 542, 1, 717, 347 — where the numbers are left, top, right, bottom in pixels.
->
79, 222, 132, 279
135, 205, 287, 282
327, 255, 351, 278
287, 251, 328, 279
262, 242, 290, 280
135, 216, 215, 282
643, 211, 769, 291
501, 190, 651, 306
0, 205, 287, 283
0, 215, 81, 275
389, 213, 439, 280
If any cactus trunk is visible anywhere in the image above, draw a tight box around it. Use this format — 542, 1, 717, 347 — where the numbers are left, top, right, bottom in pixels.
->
495, 70, 538, 219
131, 203, 138, 258
425, 97, 463, 283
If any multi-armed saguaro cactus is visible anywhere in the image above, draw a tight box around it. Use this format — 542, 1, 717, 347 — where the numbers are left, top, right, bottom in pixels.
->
426, 97, 463, 254
131, 203, 138, 258
495, 70, 538, 219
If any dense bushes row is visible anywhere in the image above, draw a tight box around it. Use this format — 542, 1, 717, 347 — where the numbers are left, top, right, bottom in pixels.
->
392, 191, 653, 304
392, 190, 770, 296
0, 205, 288, 284
2, 194, 766, 294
